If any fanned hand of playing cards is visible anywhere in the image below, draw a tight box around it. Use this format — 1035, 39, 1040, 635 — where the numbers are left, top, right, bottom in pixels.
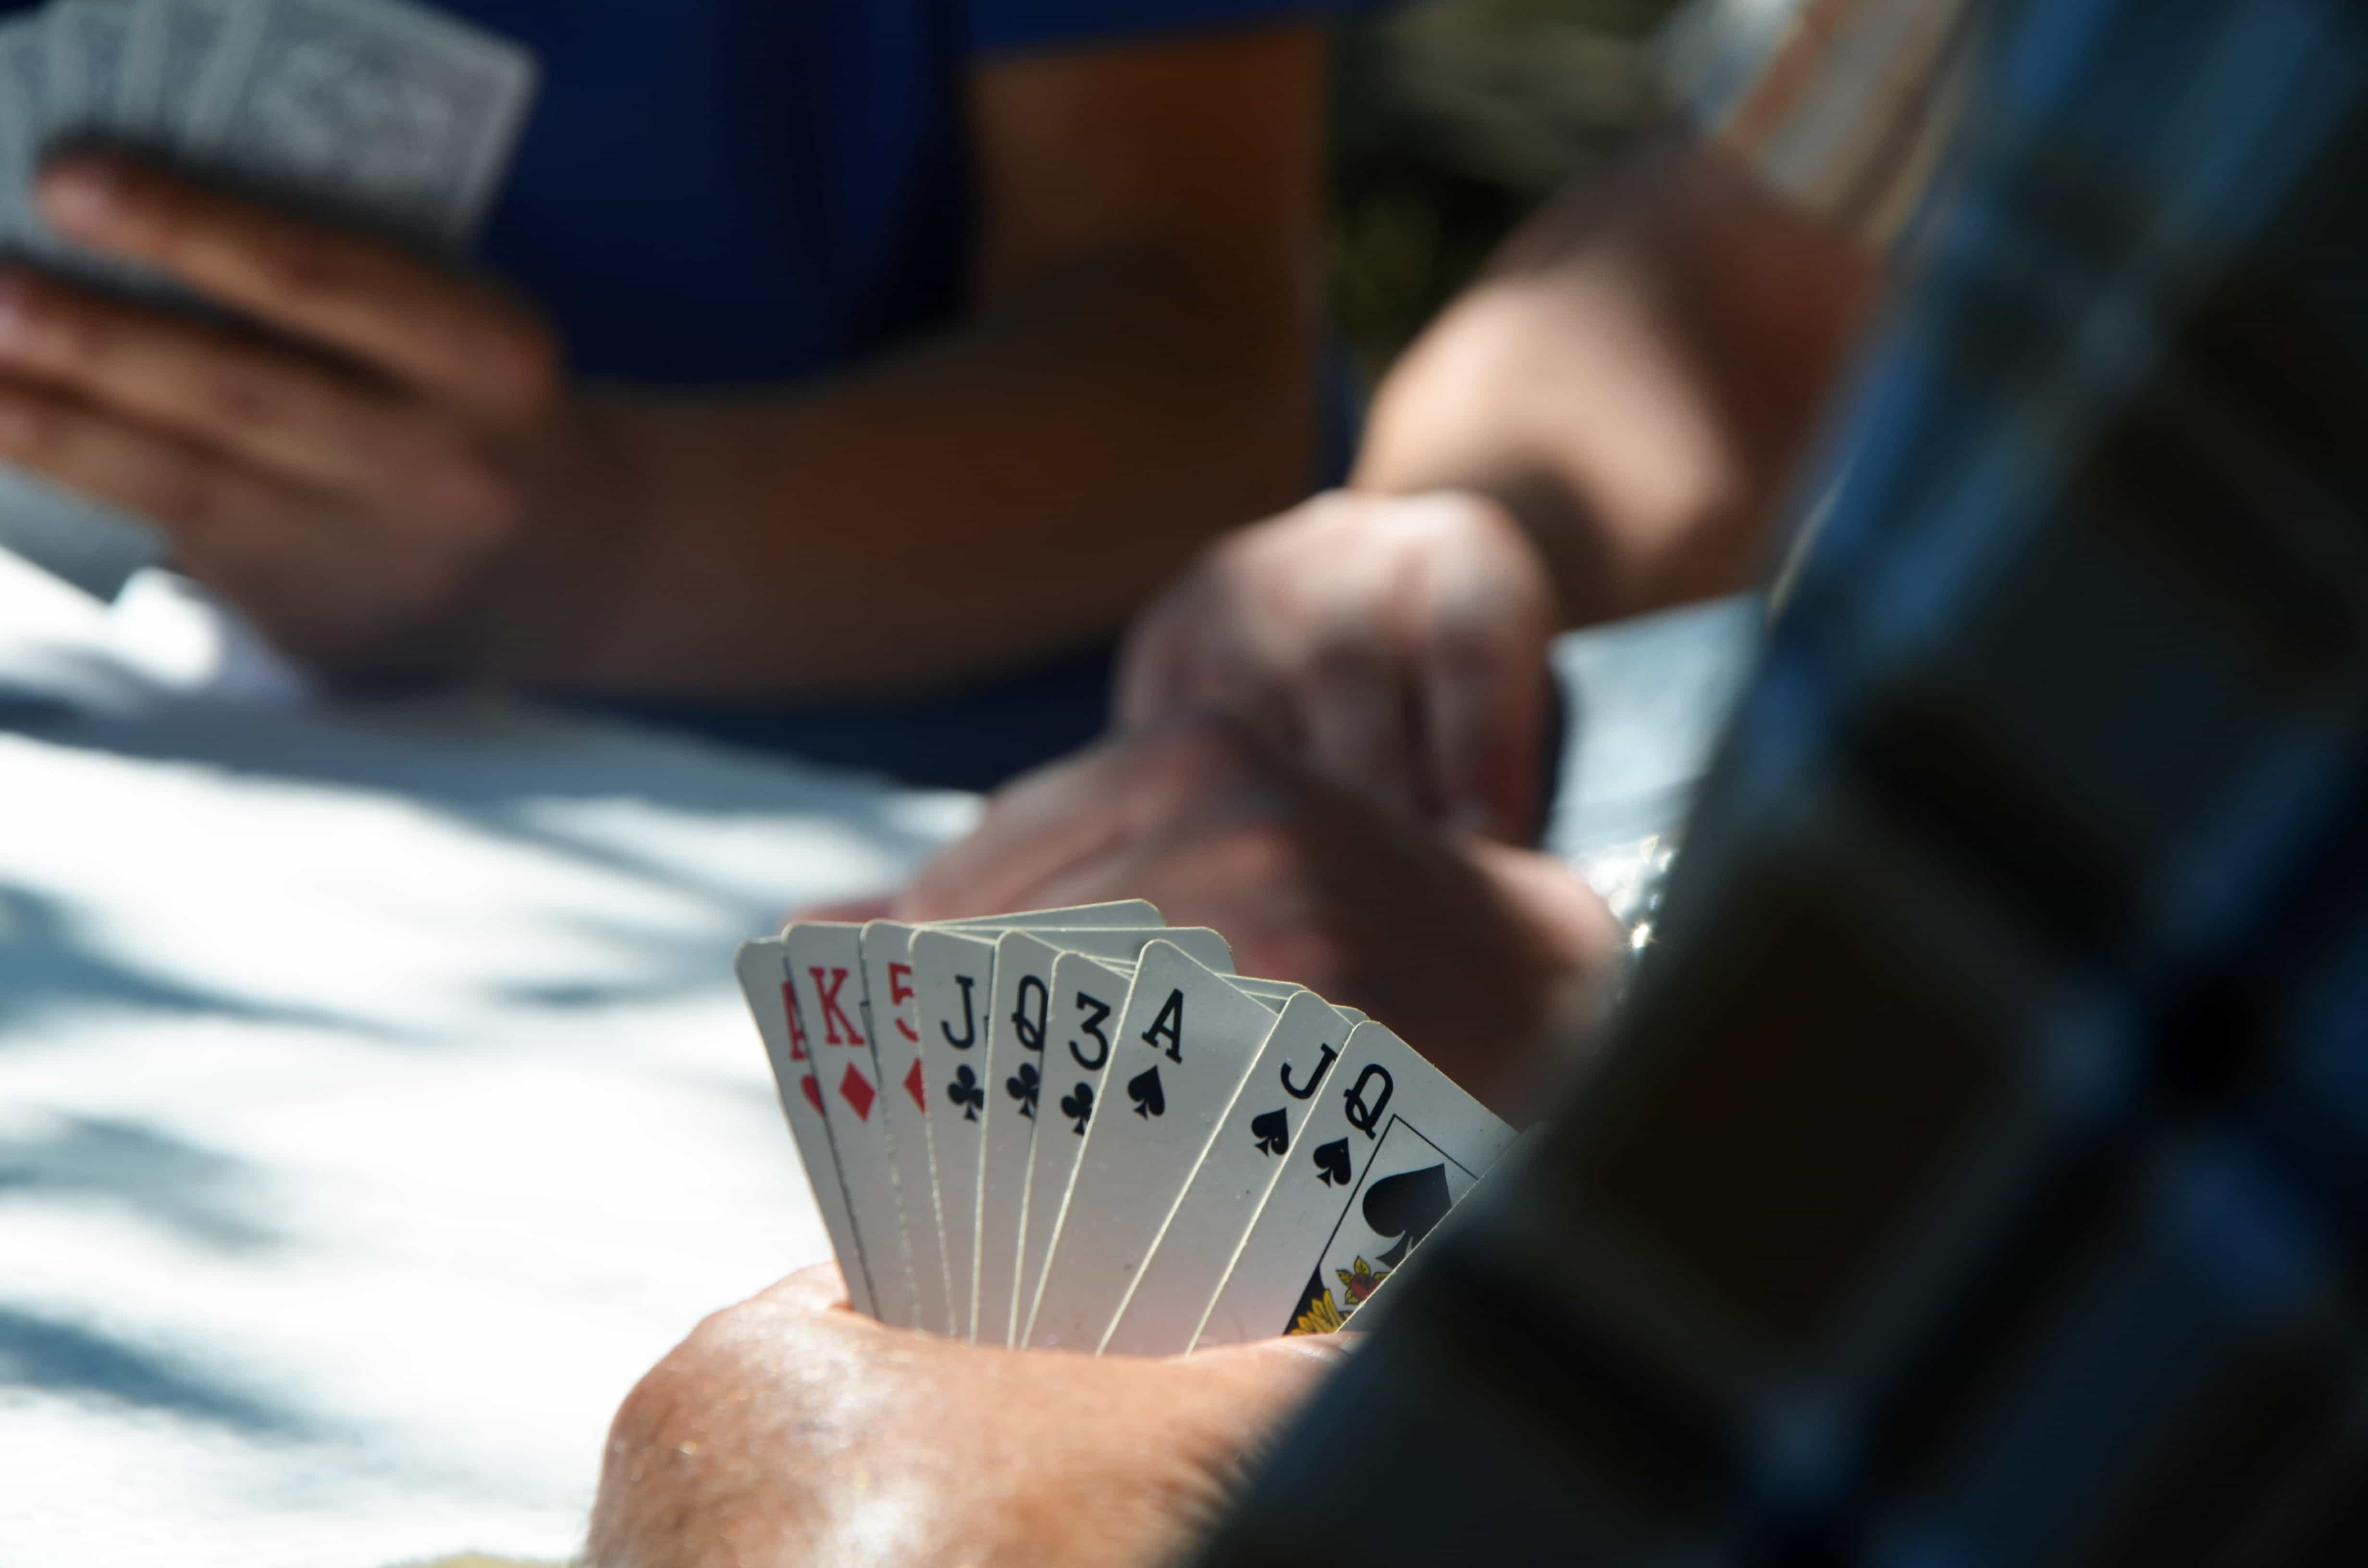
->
0, 0, 539, 598
737, 904, 1516, 1355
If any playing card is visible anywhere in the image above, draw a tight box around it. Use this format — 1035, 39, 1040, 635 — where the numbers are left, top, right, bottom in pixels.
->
122, 0, 240, 142
851, 907, 1172, 1338
187, 0, 536, 247
38, 0, 161, 292
0, 19, 54, 253
1225, 976, 1317, 1008
1101, 991, 1357, 1356
1009, 959, 1347, 1345
972, 925, 1232, 1347
0, 0, 160, 591
854, 920, 952, 1334
46, 0, 136, 138
735, 938, 876, 1319
784, 920, 917, 1328
0, 456, 166, 600
909, 926, 1002, 1340
1026, 941, 1283, 1352
1193, 1021, 1513, 1348
938, 900, 1160, 931
1014, 950, 1130, 1345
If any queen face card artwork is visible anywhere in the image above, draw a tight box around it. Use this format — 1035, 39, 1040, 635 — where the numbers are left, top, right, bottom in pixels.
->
1194, 1022, 1512, 1349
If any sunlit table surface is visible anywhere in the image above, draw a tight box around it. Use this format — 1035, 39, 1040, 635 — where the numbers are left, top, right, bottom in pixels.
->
0, 555, 1757, 1568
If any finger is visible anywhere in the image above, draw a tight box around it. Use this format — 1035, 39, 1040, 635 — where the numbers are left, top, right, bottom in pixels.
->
901, 719, 1267, 920
1014, 820, 1344, 992
1297, 639, 1418, 816
1184, 1331, 1356, 1376
0, 378, 315, 558
38, 152, 555, 424
792, 893, 896, 925
898, 742, 1140, 919
754, 1262, 858, 1316
1416, 536, 1558, 843
1184, 637, 1307, 754
1421, 642, 1552, 843
0, 269, 492, 505
1113, 591, 1201, 733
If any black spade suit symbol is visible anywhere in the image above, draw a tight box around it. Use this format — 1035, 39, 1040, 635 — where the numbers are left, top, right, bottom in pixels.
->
1125, 1065, 1166, 1118
946, 1064, 985, 1122
1059, 1080, 1094, 1134
1312, 1137, 1351, 1187
1249, 1108, 1288, 1156
1363, 1163, 1452, 1268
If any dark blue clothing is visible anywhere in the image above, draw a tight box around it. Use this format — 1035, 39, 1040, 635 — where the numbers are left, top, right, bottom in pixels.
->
456, 0, 1340, 383
441, 0, 1349, 788
396, 1, 1344, 788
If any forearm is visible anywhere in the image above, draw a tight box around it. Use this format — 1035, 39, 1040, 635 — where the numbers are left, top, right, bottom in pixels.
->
1352, 135, 1883, 628
495, 253, 1315, 696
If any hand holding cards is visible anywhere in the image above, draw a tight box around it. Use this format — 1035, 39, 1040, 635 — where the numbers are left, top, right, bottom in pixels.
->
736, 903, 1513, 1356
0, 0, 538, 599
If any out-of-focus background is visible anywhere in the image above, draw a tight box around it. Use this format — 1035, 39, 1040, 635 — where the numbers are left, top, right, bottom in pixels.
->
1328, 0, 1676, 382
0, 4, 1753, 1566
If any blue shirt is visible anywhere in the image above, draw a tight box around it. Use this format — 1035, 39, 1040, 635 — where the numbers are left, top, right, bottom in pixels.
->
457, 0, 1339, 382
467, 0, 1355, 788
0, 0, 1350, 788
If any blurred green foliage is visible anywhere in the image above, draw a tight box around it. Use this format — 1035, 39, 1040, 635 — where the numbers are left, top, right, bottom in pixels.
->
1328, 0, 1686, 383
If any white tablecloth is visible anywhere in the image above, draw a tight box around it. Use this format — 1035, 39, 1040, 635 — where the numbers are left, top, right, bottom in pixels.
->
0, 559, 1755, 1568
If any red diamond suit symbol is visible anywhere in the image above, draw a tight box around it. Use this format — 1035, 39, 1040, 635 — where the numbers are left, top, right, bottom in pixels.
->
904, 1056, 927, 1113
839, 1063, 876, 1122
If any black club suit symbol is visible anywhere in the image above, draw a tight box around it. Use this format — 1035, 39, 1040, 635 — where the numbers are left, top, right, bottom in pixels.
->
1006, 1062, 1041, 1120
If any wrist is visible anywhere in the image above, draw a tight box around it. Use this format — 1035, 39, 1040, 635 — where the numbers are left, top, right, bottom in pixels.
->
469, 391, 661, 686
1462, 838, 1625, 1089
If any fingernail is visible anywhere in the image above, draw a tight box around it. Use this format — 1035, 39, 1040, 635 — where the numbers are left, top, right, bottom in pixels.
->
39, 157, 123, 231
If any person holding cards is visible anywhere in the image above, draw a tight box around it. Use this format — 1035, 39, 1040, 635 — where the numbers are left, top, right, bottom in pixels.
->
592, 0, 2368, 1556
0, 0, 1349, 789
705, 904, 1528, 1562
588, 3, 2006, 1563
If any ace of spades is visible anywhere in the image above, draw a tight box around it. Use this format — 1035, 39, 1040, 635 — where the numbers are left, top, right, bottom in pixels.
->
1026, 942, 1281, 1352
974, 927, 1232, 1347
1126, 1065, 1166, 1118
1103, 992, 1358, 1358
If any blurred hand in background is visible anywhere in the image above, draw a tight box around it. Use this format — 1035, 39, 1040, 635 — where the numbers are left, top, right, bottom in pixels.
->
1117, 488, 1563, 844
0, 154, 603, 681
1116, 136, 1882, 843
0, 25, 1331, 712
896, 717, 1622, 1119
